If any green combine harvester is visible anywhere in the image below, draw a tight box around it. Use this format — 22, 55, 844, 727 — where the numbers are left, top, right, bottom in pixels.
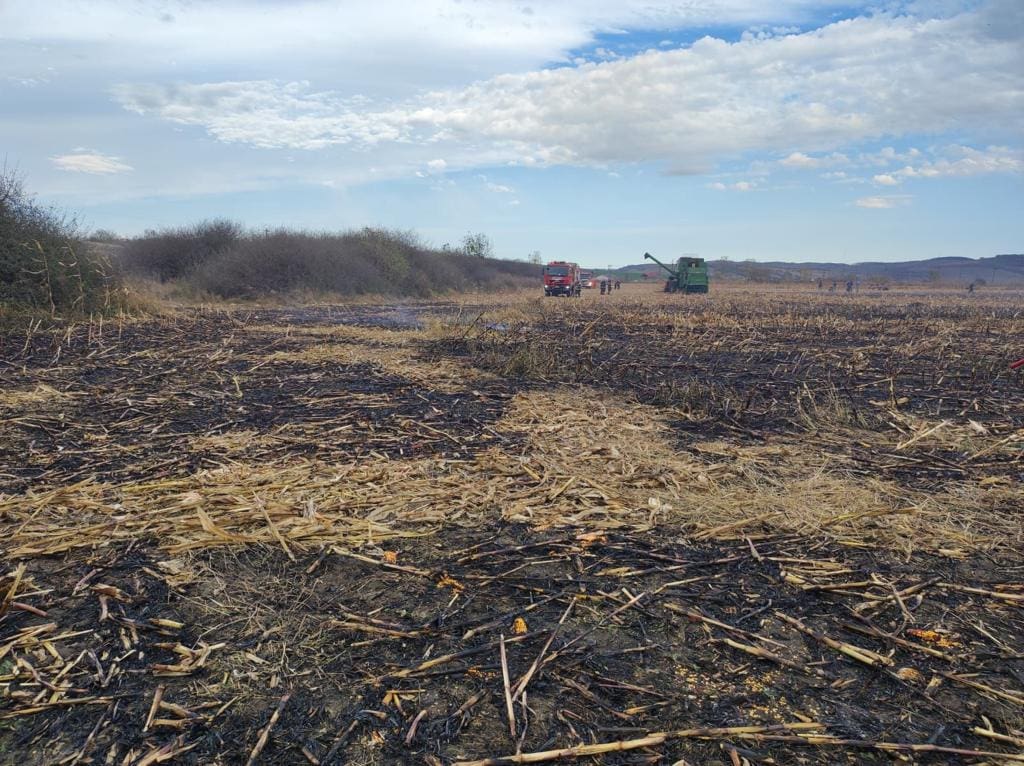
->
643, 252, 709, 294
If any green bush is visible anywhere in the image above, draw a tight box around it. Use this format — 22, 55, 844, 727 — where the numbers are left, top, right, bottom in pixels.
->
0, 168, 123, 314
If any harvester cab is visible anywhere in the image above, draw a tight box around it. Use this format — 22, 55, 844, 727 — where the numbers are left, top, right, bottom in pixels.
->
643, 252, 709, 294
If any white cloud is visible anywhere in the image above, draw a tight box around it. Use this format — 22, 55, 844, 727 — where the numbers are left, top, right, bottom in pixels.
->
51, 152, 133, 174
790, 144, 1021, 187
860, 146, 923, 166
780, 152, 819, 168
486, 182, 514, 193
855, 195, 911, 209
708, 180, 756, 191
897, 145, 1023, 179
780, 151, 849, 169
855, 145, 1024, 185
1, 2, 877, 51
6, 76, 49, 87
1, 0, 882, 97
110, 2, 1024, 177
114, 81, 404, 151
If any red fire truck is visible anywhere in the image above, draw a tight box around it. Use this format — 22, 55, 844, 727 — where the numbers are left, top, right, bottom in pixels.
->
543, 261, 582, 297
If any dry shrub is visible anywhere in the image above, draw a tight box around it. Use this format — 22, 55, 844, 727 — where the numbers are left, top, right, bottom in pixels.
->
1, 167, 125, 316
120, 219, 242, 281
121, 225, 539, 299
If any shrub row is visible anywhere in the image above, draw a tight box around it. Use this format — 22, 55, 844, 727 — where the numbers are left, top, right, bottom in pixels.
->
120, 223, 538, 298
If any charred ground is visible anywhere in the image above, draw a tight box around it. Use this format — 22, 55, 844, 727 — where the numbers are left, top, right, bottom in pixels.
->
2, 286, 1023, 765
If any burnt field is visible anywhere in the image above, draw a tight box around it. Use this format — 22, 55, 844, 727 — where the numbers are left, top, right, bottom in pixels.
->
1, 286, 1023, 765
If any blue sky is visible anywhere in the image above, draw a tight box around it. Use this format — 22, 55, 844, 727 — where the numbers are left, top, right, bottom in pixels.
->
2, 0, 1021, 264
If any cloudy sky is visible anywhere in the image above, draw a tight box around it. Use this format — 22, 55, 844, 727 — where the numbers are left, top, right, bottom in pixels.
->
2, 0, 1022, 264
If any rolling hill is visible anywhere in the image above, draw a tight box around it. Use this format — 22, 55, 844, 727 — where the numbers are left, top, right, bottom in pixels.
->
609, 253, 1024, 286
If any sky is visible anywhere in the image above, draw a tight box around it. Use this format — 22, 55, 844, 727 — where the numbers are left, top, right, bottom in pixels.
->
1, 0, 1022, 265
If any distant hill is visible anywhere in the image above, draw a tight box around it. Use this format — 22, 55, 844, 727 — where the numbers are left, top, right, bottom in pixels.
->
609, 254, 1024, 286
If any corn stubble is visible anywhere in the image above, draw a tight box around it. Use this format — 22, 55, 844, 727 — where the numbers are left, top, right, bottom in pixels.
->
1, 284, 1022, 764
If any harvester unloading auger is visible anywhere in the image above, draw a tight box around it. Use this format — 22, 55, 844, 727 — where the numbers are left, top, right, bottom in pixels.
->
643, 252, 709, 294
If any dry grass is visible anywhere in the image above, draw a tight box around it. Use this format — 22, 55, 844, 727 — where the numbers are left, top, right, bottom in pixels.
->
498, 390, 1022, 555
5, 382, 1019, 560
244, 316, 498, 391
0, 384, 77, 409
2, 286, 1021, 558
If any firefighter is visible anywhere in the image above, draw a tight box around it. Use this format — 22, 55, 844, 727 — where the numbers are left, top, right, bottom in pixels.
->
599, 280, 607, 295
614, 280, 621, 290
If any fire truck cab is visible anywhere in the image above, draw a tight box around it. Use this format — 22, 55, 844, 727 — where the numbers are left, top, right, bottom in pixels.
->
543, 261, 582, 297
